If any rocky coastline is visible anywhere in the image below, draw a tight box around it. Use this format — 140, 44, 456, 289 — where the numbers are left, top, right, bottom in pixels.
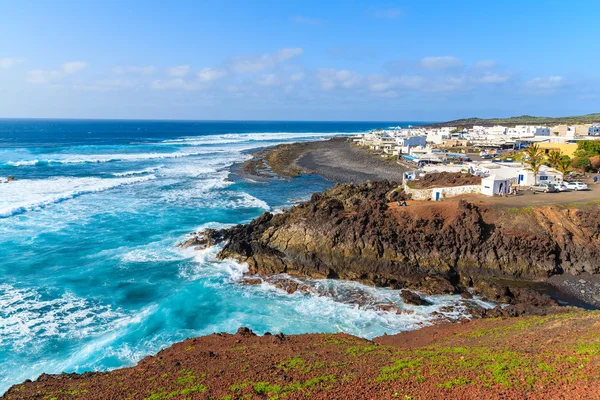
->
181, 179, 600, 315
8, 142, 600, 399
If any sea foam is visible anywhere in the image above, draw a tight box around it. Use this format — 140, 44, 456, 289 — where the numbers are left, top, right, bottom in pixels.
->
0, 175, 155, 218
4, 150, 217, 167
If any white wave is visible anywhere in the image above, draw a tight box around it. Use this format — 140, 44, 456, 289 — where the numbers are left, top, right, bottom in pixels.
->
178, 245, 249, 282
0, 175, 155, 218
120, 241, 192, 264
0, 302, 156, 395
111, 166, 163, 177
5, 150, 217, 167
0, 284, 125, 349
227, 192, 270, 210
159, 131, 358, 146
194, 221, 234, 232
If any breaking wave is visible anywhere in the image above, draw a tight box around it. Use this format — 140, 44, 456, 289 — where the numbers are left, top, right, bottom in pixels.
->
0, 176, 155, 218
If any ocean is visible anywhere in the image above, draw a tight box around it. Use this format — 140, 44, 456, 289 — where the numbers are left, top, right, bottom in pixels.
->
0, 119, 494, 393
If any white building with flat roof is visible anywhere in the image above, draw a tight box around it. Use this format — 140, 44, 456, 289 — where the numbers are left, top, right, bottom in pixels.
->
507, 126, 550, 138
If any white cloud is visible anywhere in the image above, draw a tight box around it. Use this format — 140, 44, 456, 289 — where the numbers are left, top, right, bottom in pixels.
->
525, 76, 563, 91
477, 73, 509, 84
256, 74, 278, 86
420, 56, 463, 70
75, 79, 136, 92
366, 73, 471, 93
150, 78, 191, 90
274, 48, 303, 62
150, 78, 209, 91
112, 65, 156, 75
316, 68, 361, 90
197, 68, 227, 82
475, 60, 496, 69
25, 61, 87, 84
231, 48, 303, 74
61, 61, 88, 74
374, 8, 402, 19
0, 57, 23, 69
167, 65, 190, 77
292, 16, 321, 25
290, 72, 305, 81
26, 69, 60, 84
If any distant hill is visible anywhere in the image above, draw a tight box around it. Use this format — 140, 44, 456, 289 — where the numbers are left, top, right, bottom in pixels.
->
425, 114, 600, 128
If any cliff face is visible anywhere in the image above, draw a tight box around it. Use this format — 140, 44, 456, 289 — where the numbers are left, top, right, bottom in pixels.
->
210, 181, 600, 295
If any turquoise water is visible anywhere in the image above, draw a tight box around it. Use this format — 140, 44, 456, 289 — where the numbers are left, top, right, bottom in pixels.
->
0, 120, 492, 393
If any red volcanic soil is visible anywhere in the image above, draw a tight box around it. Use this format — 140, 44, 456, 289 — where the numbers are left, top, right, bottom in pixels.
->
4, 311, 600, 400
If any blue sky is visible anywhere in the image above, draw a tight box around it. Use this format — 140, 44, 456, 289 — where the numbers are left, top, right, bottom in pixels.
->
1, 0, 599, 121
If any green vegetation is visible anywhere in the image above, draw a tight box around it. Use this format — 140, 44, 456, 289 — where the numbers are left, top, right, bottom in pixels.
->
438, 377, 472, 388
375, 357, 423, 382
571, 140, 600, 172
230, 374, 337, 399
426, 114, 600, 128
524, 144, 545, 185
345, 344, 380, 357
142, 369, 207, 400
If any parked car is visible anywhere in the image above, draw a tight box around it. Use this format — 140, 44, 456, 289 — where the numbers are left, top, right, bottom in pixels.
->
555, 182, 569, 192
531, 183, 557, 193
565, 181, 589, 191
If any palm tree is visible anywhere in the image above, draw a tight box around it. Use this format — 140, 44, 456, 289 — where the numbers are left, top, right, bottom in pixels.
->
522, 144, 545, 185
556, 157, 571, 178
523, 143, 544, 162
526, 157, 544, 185
546, 150, 563, 168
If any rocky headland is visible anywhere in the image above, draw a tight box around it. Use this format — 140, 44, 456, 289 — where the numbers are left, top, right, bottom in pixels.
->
182, 179, 600, 314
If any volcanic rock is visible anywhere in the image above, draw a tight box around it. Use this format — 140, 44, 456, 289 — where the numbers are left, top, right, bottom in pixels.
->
400, 290, 432, 306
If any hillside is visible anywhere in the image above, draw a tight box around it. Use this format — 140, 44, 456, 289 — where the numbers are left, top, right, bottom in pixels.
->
425, 114, 600, 128
4, 312, 600, 399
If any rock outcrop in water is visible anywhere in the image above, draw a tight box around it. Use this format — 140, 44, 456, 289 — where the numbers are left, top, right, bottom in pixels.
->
184, 180, 600, 311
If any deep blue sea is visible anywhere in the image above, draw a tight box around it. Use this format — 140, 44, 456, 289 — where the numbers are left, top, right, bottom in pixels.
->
0, 119, 495, 393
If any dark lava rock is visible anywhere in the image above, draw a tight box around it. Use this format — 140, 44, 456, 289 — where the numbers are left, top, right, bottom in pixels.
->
473, 280, 513, 303
236, 327, 256, 337
240, 277, 263, 285
376, 303, 401, 313
400, 290, 432, 306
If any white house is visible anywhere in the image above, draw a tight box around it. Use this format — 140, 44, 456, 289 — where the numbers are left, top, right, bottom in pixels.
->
516, 166, 562, 186
481, 175, 511, 196
590, 124, 600, 136
396, 135, 426, 148
507, 126, 550, 138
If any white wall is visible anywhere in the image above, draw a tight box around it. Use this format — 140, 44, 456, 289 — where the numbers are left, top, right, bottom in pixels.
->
481, 178, 511, 196
404, 182, 481, 200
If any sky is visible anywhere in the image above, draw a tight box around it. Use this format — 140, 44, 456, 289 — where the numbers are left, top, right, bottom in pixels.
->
0, 0, 599, 121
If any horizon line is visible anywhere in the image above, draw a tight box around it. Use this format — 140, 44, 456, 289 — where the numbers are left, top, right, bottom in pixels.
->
0, 117, 437, 124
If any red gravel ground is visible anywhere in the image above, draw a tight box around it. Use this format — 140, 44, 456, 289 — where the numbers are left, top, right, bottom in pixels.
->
4, 311, 600, 400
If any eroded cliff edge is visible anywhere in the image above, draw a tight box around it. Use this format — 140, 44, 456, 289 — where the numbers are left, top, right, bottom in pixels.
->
186, 181, 600, 308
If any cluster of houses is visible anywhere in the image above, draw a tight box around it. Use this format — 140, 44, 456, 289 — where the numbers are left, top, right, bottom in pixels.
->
353, 123, 600, 199
354, 123, 600, 162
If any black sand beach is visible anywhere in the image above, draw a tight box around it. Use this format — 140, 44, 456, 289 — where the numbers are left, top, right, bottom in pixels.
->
241, 137, 406, 183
